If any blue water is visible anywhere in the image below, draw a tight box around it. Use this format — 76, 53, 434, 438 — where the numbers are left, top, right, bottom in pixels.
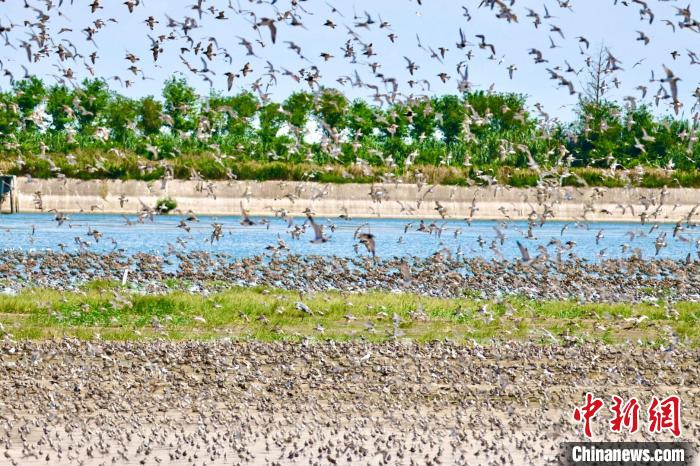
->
0, 213, 698, 262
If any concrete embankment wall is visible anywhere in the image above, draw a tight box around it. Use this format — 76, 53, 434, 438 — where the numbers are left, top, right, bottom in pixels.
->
6, 177, 700, 223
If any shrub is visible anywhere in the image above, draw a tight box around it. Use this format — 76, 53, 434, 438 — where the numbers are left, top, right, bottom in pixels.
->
156, 197, 177, 214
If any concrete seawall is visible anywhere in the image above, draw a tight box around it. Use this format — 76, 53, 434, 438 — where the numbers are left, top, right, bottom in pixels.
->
5, 177, 700, 223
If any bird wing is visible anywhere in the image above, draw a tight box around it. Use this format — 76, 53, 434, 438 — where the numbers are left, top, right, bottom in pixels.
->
353, 223, 369, 239
516, 241, 531, 261
308, 215, 323, 240
268, 22, 277, 43
493, 226, 505, 242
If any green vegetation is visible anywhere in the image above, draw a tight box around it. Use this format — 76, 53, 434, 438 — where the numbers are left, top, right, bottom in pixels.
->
0, 283, 698, 346
0, 76, 698, 186
156, 197, 177, 213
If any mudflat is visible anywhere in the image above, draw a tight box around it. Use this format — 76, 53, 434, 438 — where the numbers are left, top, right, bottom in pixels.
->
1, 340, 697, 465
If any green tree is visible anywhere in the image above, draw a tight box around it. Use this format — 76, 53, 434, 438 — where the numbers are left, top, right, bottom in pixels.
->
407, 97, 437, 143
461, 91, 540, 166
0, 91, 20, 135
46, 84, 75, 131
315, 88, 348, 134
75, 78, 110, 133
13, 77, 46, 129
200, 92, 228, 137
346, 100, 377, 139
465, 91, 530, 130
162, 76, 198, 133
209, 91, 259, 137
380, 102, 410, 140
106, 94, 138, 141
434, 95, 465, 144
283, 91, 315, 129
138, 96, 163, 136
570, 100, 624, 167
257, 102, 285, 147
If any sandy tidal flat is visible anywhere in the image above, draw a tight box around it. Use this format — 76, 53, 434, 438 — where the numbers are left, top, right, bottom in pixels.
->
1, 339, 698, 465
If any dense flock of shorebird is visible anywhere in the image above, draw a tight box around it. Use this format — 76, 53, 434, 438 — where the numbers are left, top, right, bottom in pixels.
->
2, 179, 700, 307
0, 339, 697, 466
3, 245, 700, 304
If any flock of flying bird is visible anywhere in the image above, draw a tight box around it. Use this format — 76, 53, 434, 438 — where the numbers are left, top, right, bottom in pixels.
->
15, 177, 700, 275
0, 0, 699, 134
3, 4, 700, 464
0, 0, 698, 287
